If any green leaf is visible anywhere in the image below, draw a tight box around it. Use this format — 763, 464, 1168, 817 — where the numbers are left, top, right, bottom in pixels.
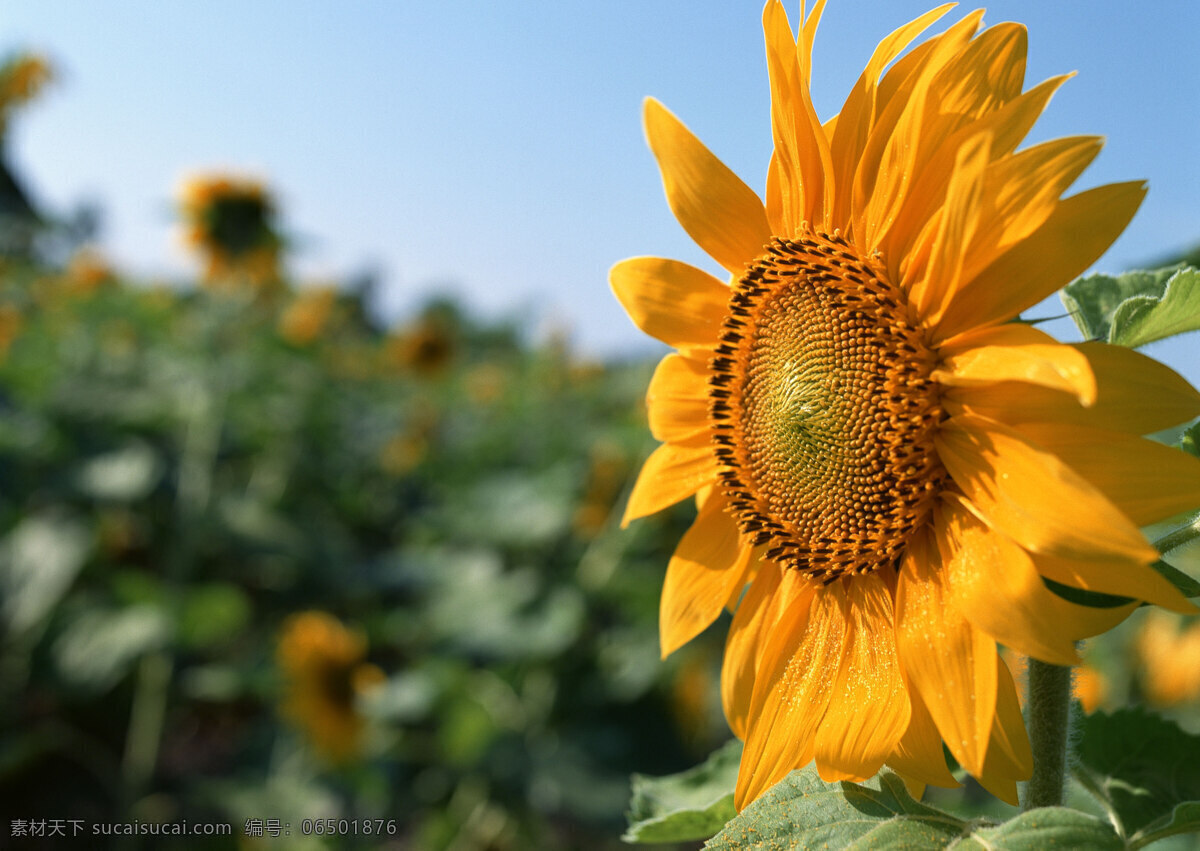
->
1060, 265, 1182, 342
1130, 801, 1200, 849
1182, 421, 1200, 459
1109, 267, 1200, 347
178, 583, 251, 648
624, 739, 741, 843
951, 808, 1122, 850
1073, 707, 1200, 841
704, 767, 968, 850
0, 511, 90, 635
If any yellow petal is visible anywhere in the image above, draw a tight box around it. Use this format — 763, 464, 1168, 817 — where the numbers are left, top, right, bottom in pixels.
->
814, 574, 911, 782
762, 0, 834, 232
660, 496, 753, 658
646, 353, 711, 443
936, 414, 1157, 565
610, 257, 727, 353
944, 341, 1200, 434
907, 130, 992, 326
828, 4, 955, 224
735, 575, 836, 811
974, 657, 1032, 804
880, 23, 1028, 264
1019, 423, 1200, 529
896, 527, 997, 777
643, 98, 771, 275
853, 11, 985, 252
721, 562, 787, 739
961, 135, 1103, 282
622, 437, 714, 527
935, 181, 1147, 340
939, 500, 1138, 666
886, 678, 959, 789
889, 74, 1074, 278
934, 323, 1096, 406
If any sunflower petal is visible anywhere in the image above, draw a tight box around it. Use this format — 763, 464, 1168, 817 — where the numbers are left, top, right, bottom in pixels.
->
962, 135, 1103, 282
935, 181, 1148, 339
622, 438, 714, 527
814, 574, 911, 782
1019, 423, 1200, 529
721, 562, 786, 739
934, 323, 1096, 406
944, 341, 1200, 436
886, 680, 959, 789
643, 99, 772, 275
896, 526, 997, 777
907, 130, 992, 325
610, 256, 727, 353
936, 414, 1157, 565
974, 657, 1032, 804
646, 353, 711, 443
660, 497, 754, 658
763, 0, 834, 232
940, 500, 1138, 666
735, 576, 837, 810
829, 4, 955, 224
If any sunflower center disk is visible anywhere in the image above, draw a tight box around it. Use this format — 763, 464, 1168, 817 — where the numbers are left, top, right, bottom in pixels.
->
710, 232, 944, 580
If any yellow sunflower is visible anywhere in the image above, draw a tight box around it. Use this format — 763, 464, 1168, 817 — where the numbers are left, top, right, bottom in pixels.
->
612, 1, 1200, 809
277, 612, 385, 764
178, 174, 283, 291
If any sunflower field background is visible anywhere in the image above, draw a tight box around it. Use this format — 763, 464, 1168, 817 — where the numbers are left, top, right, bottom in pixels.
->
2, 31, 1200, 851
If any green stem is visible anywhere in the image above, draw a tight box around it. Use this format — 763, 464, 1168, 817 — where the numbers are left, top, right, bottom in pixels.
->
1152, 513, 1200, 556
1022, 658, 1073, 811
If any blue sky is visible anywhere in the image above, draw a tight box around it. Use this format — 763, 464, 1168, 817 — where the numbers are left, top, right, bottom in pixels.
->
4, 0, 1199, 378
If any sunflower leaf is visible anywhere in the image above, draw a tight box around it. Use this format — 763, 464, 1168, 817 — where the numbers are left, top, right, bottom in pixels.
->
703, 767, 968, 850
1181, 421, 1200, 459
950, 808, 1123, 850
1072, 707, 1200, 841
1060, 265, 1183, 343
624, 739, 741, 843
1109, 267, 1200, 347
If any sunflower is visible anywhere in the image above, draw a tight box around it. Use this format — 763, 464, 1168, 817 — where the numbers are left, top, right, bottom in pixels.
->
178, 174, 283, 292
277, 612, 385, 764
612, 1, 1200, 808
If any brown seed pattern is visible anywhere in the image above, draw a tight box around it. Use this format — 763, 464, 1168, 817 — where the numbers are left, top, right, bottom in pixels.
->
710, 231, 945, 580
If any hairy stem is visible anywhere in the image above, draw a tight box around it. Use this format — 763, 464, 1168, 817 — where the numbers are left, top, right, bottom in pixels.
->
1022, 658, 1073, 811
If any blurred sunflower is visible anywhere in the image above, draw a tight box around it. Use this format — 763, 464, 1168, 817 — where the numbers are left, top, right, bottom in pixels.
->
384, 315, 456, 377
0, 53, 52, 135
178, 174, 283, 292
0, 302, 20, 358
1135, 610, 1200, 707
278, 285, 338, 346
613, 1, 1200, 808
277, 612, 385, 765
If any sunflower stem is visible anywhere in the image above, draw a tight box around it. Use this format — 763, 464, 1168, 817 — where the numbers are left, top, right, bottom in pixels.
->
1022, 657, 1072, 811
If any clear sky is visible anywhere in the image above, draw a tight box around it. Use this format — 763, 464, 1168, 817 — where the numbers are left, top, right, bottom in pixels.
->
4, 1, 1199, 380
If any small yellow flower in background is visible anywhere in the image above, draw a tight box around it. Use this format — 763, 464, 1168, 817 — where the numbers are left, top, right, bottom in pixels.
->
384, 315, 456, 377
0, 302, 21, 358
65, 247, 116, 295
573, 440, 631, 539
277, 612, 385, 765
1073, 665, 1110, 714
178, 173, 283, 292
0, 53, 52, 135
1136, 610, 1200, 707
464, 363, 508, 406
278, 286, 338, 346
613, 1, 1200, 809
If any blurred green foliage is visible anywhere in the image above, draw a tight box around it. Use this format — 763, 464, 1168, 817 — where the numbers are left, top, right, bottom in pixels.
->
0, 258, 732, 849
